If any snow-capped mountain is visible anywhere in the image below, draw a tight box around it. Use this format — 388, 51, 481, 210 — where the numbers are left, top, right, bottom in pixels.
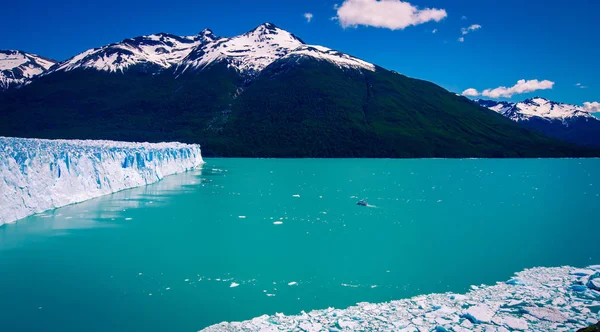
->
476, 97, 600, 147
48, 31, 217, 74
176, 23, 374, 76
0, 50, 56, 89
27, 23, 373, 79
477, 97, 597, 124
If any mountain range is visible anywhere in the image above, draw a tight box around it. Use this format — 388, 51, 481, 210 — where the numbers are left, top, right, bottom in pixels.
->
476, 98, 600, 147
0, 23, 597, 158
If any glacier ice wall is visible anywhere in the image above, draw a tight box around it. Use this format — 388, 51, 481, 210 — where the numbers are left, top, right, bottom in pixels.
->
0, 137, 204, 225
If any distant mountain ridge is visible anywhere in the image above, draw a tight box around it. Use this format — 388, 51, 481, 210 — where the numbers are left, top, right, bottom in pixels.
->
476, 97, 600, 147
0, 23, 597, 158
0, 50, 56, 89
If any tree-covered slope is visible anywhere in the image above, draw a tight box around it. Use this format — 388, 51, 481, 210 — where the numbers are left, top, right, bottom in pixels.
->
0, 58, 596, 157
215, 57, 595, 157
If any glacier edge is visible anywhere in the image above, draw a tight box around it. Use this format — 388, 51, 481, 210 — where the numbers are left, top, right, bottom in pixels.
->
0, 137, 204, 226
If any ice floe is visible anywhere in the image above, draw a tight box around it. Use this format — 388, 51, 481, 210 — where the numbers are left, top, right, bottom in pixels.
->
201, 265, 600, 331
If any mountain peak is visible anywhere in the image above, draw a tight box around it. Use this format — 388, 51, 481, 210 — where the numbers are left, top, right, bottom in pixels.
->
49, 32, 204, 74
200, 28, 214, 35
0, 50, 56, 89
243, 23, 305, 44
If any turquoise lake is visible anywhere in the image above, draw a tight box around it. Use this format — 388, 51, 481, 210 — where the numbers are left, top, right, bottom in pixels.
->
0, 158, 599, 331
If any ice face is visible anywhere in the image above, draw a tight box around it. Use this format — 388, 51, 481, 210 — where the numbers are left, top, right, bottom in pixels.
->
0, 137, 204, 225
201, 265, 600, 331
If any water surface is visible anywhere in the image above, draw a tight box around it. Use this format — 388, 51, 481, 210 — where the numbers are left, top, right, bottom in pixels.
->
0, 158, 598, 331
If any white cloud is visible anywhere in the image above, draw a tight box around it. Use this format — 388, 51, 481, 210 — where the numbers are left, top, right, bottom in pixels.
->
461, 15, 467, 20
461, 24, 481, 35
576, 82, 588, 89
335, 0, 447, 30
462, 88, 479, 97
432, 28, 437, 33
458, 37, 464, 42
481, 79, 555, 98
304, 13, 314, 23
584, 101, 600, 113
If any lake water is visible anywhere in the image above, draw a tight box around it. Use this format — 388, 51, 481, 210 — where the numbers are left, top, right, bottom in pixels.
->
0, 158, 599, 331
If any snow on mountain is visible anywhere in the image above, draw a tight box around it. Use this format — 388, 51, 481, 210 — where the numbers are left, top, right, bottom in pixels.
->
177, 23, 374, 76
476, 97, 598, 125
177, 23, 304, 74
0, 137, 204, 225
202, 265, 600, 331
12, 23, 374, 82
0, 50, 56, 89
49, 31, 216, 74
284, 45, 375, 71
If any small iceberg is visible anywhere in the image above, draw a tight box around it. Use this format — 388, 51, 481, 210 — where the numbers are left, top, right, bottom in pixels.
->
230, 282, 240, 288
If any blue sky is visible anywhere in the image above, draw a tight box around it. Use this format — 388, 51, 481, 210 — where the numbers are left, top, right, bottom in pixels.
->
4, 0, 598, 106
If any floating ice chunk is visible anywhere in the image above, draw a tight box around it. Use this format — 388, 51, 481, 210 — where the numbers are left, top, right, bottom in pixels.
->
522, 307, 567, 322
230, 282, 240, 288
298, 321, 322, 331
238, 216, 246, 219
572, 269, 596, 276
273, 221, 283, 225
266, 294, 275, 297
506, 278, 526, 286
125, 218, 133, 221
587, 277, 600, 291
503, 316, 528, 330
463, 305, 495, 323
341, 283, 360, 288
288, 282, 297, 286
337, 319, 358, 329
292, 194, 300, 198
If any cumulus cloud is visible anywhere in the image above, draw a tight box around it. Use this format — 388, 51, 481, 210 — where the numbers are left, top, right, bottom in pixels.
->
576, 82, 587, 89
461, 24, 481, 35
462, 88, 479, 97
584, 101, 600, 113
461, 15, 467, 20
462, 79, 555, 98
304, 13, 314, 23
335, 0, 447, 30
458, 37, 464, 42
481, 79, 555, 98
432, 28, 437, 33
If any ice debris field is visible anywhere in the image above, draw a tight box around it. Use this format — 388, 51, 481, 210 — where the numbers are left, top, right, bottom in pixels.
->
0, 137, 204, 225
202, 265, 600, 331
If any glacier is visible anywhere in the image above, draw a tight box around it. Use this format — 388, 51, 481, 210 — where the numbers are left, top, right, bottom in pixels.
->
202, 265, 600, 332
0, 137, 204, 226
